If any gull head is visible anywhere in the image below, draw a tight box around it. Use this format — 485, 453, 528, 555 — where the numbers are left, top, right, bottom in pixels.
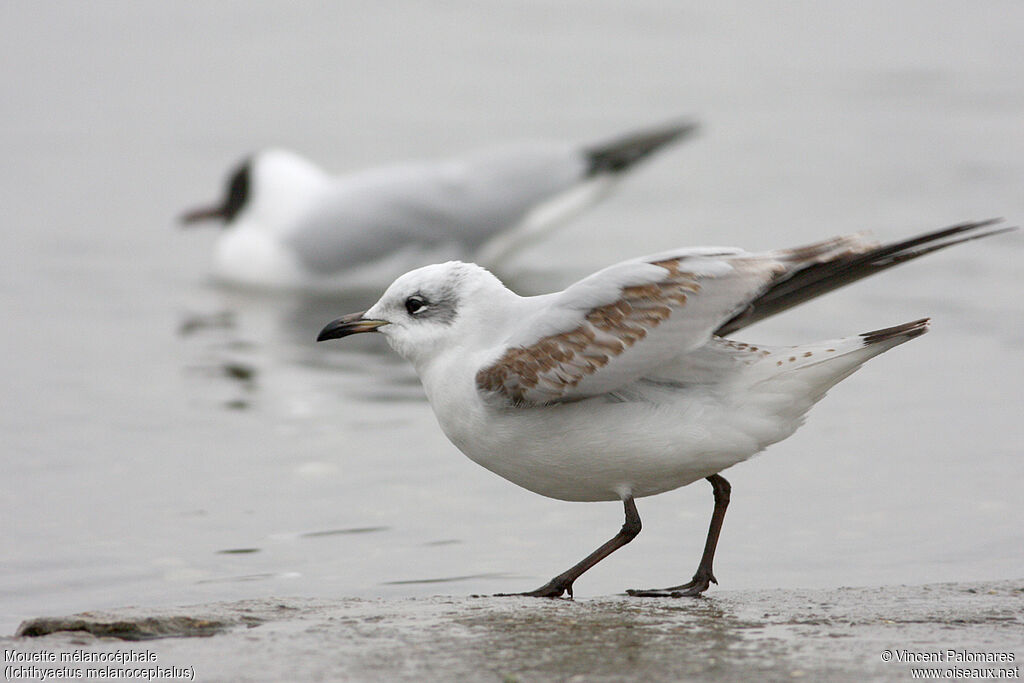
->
317, 261, 513, 368
180, 149, 326, 230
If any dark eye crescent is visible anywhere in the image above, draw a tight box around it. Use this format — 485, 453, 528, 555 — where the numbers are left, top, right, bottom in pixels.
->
405, 296, 427, 315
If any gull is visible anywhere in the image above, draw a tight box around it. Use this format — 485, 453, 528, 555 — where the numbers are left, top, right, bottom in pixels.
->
180, 120, 696, 292
317, 220, 1010, 598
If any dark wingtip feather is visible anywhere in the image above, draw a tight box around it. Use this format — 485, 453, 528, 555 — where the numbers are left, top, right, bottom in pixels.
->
715, 219, 1015, 336
585, 119, 698, 176
883, 222, 1016, 265
860, 318, 931, 346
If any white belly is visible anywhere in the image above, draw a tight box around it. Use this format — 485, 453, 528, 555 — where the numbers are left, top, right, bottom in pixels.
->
433, 390, 794, 502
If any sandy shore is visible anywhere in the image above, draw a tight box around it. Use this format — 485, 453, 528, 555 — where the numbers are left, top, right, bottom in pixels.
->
4, 579, 1021, 682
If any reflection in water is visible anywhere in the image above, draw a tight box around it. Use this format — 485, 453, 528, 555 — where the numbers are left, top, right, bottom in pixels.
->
178, 283, 424, 412
383, 573, 519, 586
216, 548, 261, 554
300, 527, 390, 538
178, 310, 235, 337
222, 362, 256, 383
197, 572, 302, 585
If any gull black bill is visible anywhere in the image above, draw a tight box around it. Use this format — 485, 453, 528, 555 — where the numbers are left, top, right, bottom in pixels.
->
317, 312, 389, 342
179, 203, 228, 225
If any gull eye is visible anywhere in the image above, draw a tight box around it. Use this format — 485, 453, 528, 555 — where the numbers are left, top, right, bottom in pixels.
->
405, 296, 428, 316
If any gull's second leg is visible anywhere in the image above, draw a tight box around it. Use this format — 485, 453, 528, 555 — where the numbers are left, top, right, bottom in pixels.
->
497, 496, 642, 598
627, 474, 731, 598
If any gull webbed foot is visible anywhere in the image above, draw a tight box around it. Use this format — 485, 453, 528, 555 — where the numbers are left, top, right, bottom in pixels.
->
626, 567, 717, 598
495, 576, 574, 599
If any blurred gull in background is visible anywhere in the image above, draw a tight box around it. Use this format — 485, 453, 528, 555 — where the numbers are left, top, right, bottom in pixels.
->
181, 119, 696, 293
181, 119, 697, 293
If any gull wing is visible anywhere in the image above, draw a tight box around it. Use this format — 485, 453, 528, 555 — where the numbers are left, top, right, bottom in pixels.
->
283, 143, 588, 275
283, 120, 698, 276
475, 235, 876, 406
716, 220, 1009, 335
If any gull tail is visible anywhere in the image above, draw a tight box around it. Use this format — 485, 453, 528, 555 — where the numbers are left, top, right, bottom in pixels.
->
585, 119, 698, 176
717, 219, 1014, 336
756, 317, 930, 383
859, 317, 931, 346
741, 318, 930, 430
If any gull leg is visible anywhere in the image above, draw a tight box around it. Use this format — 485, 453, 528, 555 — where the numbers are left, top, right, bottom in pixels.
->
627, 474, 731, 598
497, 496, 642, 598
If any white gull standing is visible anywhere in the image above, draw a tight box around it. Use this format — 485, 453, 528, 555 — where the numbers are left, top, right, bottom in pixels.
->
317, 220, 1010, 598
181, 120, 696, 292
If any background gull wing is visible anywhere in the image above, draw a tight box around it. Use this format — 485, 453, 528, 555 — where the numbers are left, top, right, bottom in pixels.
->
283, 143, 587, 275
475, 235, 876, 406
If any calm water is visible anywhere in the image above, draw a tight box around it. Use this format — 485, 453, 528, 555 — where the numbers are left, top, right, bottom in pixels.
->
2, 1, 1023, 634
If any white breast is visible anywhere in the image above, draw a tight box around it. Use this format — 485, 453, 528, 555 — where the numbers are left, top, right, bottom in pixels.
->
213, 226, 307, 289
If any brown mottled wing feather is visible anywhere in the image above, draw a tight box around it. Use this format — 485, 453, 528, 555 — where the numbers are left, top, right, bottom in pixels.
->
475, 249, 788, 406
477, 264, 705, 405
